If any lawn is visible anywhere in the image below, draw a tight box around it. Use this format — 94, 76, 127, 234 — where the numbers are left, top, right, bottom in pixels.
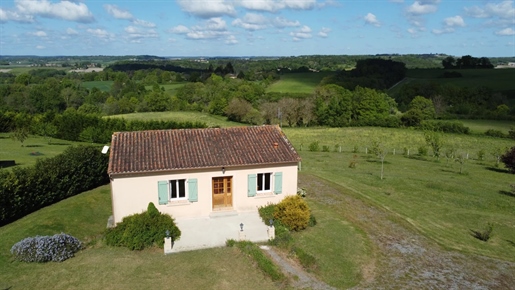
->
0, 133, 88, 168
107, 111, 243, 128
284, 127, 515, 262
0, 186, 280, 290
460, 119, 514, 134
266, 72, 334, 94
82, 81, 114, 92
145, 83, 186, 95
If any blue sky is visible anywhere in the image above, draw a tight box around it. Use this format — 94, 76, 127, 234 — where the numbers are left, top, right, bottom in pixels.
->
0, 0, 514, 57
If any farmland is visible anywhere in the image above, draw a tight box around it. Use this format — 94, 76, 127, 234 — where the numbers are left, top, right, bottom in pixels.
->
266, 71, 333, 94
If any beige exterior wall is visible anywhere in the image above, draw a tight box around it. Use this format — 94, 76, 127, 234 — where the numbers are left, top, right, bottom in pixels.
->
110, 163, 298, 224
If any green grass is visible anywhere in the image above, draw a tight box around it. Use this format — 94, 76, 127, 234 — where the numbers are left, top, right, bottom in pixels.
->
460, 119, 514, 134
0, 186, 280, 290
0, 133, 88, 167
293, 199, 371, 288
82, 81, 114, 92
145, 83, 186, 95
285, 127, 515, 262
266, 72, 334, 94
107, 111, 244, 128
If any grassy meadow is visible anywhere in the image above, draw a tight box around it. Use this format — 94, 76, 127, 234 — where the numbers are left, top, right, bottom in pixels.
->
284, 127, 515, 261
266, 72, 334, 94
460, 119, 514, 134
82, 81, 114, 92
0, 133, 89, 168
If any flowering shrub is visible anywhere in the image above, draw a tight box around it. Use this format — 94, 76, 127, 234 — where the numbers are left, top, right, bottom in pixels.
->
10, 233, 82, 263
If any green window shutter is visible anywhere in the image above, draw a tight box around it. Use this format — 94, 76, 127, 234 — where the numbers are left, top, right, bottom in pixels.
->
158, 181, 168, 205
187, 178, 198, 202
248, 174, 256, 197
274, 172, 283, 194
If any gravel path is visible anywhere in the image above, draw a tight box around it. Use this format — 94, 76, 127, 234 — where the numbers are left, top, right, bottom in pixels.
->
260, 245, 337, 290
298, 174, 515, 290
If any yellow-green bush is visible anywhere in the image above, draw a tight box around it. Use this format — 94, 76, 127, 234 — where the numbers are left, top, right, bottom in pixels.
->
273, 195, 311, 231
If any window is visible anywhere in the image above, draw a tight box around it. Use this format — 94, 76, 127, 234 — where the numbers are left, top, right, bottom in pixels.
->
257, 173, 272, 192
170, 179, 186, 200
158, 179, 197, 204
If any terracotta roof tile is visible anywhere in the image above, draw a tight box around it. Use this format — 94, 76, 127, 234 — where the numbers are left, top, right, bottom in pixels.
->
108, 125, 301, 175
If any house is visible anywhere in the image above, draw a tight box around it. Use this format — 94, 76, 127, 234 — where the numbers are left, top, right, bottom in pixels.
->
107, 125, 301, 225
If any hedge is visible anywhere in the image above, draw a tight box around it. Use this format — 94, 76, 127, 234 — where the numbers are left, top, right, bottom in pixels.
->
0, 145, 109, 226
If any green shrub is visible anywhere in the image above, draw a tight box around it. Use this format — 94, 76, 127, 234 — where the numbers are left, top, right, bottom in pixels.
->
322, 145, 330, 152
352, 145, 359, 153
418, 146, 428, 156
308, 141, 320, 152
419, 120, 470, 134
273, 195, 311, 231
485, 129, 507, 138
470, 223, 493, 242
477, 149, 486, 161
308, 214, 317, 227
268, 224, 293, 249
0, 145, 109, 226
104, 202, 181, 250
258, 203, 276, 226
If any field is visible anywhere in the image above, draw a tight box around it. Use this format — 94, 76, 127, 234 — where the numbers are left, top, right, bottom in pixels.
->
461, 119, 514, 134
0, 133, 88, 167
266, 72, 334, 94
82, 81, 114, 92
389, 68, 515, 103
283, 127, 515, 262
107, 111, 243, 128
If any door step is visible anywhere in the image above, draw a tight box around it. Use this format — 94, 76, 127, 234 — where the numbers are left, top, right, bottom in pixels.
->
209, 209, 237, 218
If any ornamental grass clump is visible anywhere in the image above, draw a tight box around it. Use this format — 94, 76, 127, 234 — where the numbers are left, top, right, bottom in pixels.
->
10, 233, 82, 263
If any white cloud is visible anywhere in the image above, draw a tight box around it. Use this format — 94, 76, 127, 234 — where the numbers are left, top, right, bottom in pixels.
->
66, 28, 78, 35
176, 0, 236, 18
33, 30, 47, 37
444, 15, 465, 27
169, 18, 235, 43
225, 35, 238, 44
15, 0, 94, 23
232, 14, 300, 31
465, 1, 515, 19
364, 13, 380, 27
273, 16, 300, 28
124, 26, 159, 40
290, 25, 312, 41
237, 0, 316, 12
406, 1, 438, 15
36, 45, 45, 49
133, 19, 156, 28
318, 27, 331, 38
0, 8, 34, 23
495, 27, 515, 35
86, 28, 110, 38
169, 25, 190, 34
104, 4, 132, 20
431, 27, 454, 35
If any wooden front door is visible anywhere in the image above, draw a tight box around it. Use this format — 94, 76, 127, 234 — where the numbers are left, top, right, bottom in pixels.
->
212, 176, 232, 209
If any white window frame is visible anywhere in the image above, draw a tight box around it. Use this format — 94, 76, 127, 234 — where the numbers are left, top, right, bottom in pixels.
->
256, 173, 272, 193
169, 179, 187, 201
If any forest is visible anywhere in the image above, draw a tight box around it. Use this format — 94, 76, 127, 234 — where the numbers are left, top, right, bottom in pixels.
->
0, 54, 514, 145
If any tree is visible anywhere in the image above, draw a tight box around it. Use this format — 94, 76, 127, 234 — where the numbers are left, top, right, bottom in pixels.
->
441, 56, 456, 69
224, 98, 253, 123
11, 126, 29, 146
424, 130, 443, 160
501, 146, 515, 173
408, 96, 435, 120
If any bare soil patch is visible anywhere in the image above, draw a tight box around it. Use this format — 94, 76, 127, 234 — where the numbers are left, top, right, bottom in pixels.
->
299, 174, 515, 289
